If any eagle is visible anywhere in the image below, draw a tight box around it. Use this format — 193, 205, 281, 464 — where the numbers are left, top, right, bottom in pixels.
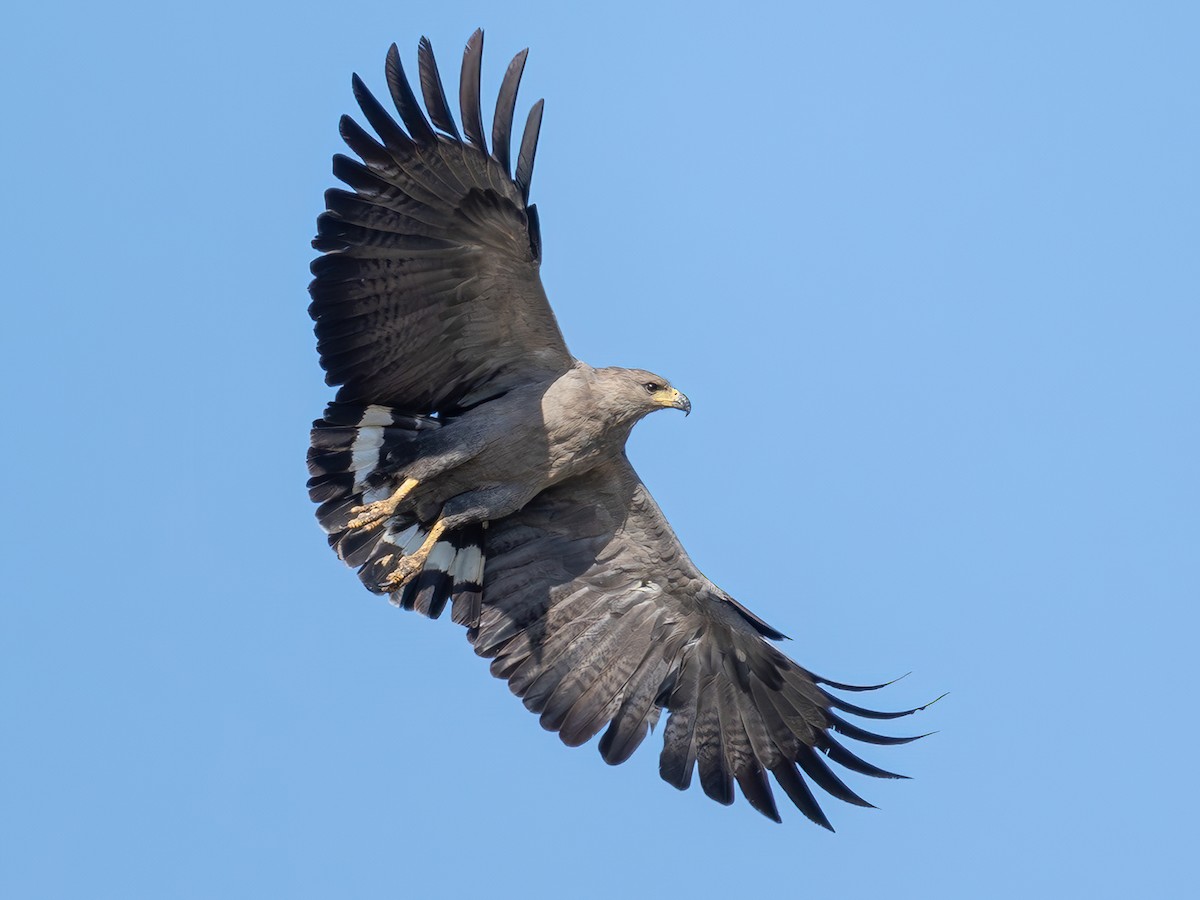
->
307, 30, 935, 826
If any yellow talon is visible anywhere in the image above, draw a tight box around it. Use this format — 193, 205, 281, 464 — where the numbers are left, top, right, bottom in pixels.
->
347, 477, 420, 531
384, 518, 449, 590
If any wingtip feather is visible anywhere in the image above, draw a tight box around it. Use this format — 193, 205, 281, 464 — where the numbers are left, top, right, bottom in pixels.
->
812, 671, 913, 693
459, 28, 487, 152
515, 98, 544, 203
417, 36, 461, 139
385, 42, 436, 145
492, 48, 530, 175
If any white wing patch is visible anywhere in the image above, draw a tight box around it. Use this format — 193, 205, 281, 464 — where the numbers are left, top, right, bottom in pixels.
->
424, 540, 456, 574
449, 544, 484, 587
349, 405, 395, 490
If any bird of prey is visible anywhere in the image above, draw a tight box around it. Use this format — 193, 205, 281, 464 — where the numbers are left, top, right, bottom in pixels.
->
307, 30, 935, 827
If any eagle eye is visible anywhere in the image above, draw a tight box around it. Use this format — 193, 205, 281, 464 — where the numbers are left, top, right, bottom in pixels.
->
644, 382, 661, 394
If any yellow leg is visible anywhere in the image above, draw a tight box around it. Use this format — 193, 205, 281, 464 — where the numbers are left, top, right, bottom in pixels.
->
347, 477, 419, 531
383, 517, 449, 590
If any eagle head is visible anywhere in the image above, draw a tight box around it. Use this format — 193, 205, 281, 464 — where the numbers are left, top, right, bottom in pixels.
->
597, 367, 691, 422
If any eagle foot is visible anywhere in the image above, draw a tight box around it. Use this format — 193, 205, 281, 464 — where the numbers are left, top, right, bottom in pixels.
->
347, 477, 420, 531
382, 518, 448, 590
383, 555, 425, 590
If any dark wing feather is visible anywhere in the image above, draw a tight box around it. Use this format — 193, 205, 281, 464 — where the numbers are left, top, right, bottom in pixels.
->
492, 49, 529, 175
514, 100, 544, 204
384, 44, 436, 145
459, 30, 487, 152
417, 37, 460, 140
311, 35, 571, 414
473, 456, 932, 826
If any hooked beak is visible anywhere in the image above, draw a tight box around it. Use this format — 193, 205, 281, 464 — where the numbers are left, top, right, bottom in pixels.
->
665, 388, 691, 416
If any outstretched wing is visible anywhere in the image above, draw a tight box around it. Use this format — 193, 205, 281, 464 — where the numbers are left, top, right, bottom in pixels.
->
473, 457, 933, 827
310, 31, 572, 414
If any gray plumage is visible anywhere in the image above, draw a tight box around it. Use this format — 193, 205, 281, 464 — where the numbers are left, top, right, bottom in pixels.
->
307, 30, 935, 826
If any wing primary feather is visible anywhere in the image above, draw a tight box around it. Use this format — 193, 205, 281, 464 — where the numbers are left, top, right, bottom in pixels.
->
816, 732, 909, 780
826, 710, 930, 746
811, 671, 912, 692
822, 689, 948, 721
795, 746, 875, 808
417, 37, 461, 139
514, 99, 544, 203
747, 678, 801, 758
492, 49, 529, 174
329, 153, 389, 197
770, 762, 834, 831
336, 115, 397, 175
736, 765, 781, 823
350, 74, 414, 154
384, 43, 436, 145
459, 29, 487, 152
743, 646, 785, 691
723, 660, 783, 821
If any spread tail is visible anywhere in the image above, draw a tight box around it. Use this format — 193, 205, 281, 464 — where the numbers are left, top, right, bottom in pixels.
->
307, 402, 485, 624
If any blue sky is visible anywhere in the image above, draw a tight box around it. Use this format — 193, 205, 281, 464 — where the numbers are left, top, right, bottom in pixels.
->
4, 1, 1198, 897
